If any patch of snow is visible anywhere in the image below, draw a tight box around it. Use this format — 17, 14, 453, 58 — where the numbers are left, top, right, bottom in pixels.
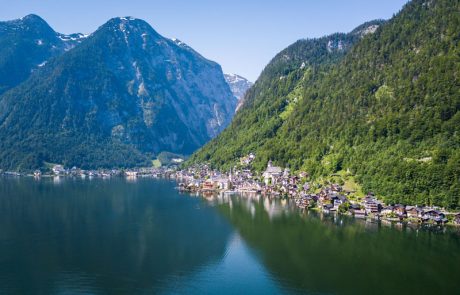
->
119, 17, 137, 21
119, 23, 129, 45
141, 33, 148, 50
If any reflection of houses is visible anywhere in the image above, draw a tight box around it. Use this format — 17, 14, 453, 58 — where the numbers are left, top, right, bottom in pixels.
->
262, 160, 283, 185
352, 208, 366, 218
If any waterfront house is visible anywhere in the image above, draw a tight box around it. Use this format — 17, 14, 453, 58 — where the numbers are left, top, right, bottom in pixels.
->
406, 206, 424, 219
364, 197, 381, 214
381, 206, 394, 216
423, 210, 447, 224
454, 214, 460, 225
333, 195, 348, 209
214, 177, 231, 190
202, 179, 215, 191
52, 165, 65, 175
125, 171, 138, 177
394, 205, 407, 218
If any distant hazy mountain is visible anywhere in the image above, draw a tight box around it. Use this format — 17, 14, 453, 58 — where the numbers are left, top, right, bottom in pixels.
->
224, 73, 253, 112
224, 73, 253, 101
0, 16, 236, 170
0, 14, 87, 94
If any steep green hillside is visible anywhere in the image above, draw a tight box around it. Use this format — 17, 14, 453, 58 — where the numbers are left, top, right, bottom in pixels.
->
189, 0, 460, 208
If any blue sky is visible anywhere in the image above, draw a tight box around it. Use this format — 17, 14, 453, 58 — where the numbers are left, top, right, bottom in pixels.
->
0, 0, 408, 81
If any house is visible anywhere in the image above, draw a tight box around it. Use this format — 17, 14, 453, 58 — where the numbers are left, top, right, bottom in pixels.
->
381, 206, 394, 216
406, 206, 423, 219
334, 195, 348, 209
262, 160, 283, 185
423, 210, 446, 224
214, 177, 231, 190
202, 179, 216, 191
454, 214, 460, 225
364, 197, 381, 214
331, 196, 340, 208
394, 204, 407, 218
52, 165, 65, 175
299, 171, 309, 178
331, 184, 342, 192
125, 171, 137, 177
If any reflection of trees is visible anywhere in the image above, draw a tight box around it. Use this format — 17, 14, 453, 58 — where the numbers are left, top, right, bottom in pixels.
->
218, 196, 460, 295
0, 178, 231, 293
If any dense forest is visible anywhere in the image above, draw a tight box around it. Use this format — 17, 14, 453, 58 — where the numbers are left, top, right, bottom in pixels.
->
189, 0, 460, 209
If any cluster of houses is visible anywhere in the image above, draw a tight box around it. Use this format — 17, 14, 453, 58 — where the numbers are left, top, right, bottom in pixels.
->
176, 158, 460, 226
295, 186, 457, 225
1, 165, 173, 179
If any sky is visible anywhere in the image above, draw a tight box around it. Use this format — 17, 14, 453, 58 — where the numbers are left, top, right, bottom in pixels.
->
0, 0, 409, 82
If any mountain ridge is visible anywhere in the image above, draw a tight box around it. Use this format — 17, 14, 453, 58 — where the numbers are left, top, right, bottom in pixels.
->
0, 15, 236, 170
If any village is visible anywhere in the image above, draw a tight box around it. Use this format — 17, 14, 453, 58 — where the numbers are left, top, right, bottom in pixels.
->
175, 154, 460, 227
2, 156, 460, 227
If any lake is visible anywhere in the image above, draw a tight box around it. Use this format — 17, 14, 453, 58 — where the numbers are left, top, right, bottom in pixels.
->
0, 177, 459, 294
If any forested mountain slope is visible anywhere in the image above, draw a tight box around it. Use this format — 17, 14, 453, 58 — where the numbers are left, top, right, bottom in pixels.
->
190, 0, 460, 208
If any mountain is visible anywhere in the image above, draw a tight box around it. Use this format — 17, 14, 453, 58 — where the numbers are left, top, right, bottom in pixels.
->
224, 73, 253, 112
224, 74, 252, 101
189, 0, 460, 209
0, 14, 86, 95
0, 16, 236, 170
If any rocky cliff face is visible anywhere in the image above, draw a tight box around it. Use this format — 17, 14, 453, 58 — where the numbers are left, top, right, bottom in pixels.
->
224, 73, 253, 101
224, 74, 253, 112
0, 16, 236, 169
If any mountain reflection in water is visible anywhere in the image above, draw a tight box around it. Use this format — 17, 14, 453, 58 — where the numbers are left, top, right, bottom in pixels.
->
0, 178, 231, 293
213, 193, 460, 295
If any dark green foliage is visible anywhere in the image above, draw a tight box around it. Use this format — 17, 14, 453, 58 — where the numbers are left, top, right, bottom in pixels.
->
190, 0, 460, 208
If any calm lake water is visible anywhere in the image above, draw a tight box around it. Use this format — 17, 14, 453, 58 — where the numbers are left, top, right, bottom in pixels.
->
0, 177, 459, 294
